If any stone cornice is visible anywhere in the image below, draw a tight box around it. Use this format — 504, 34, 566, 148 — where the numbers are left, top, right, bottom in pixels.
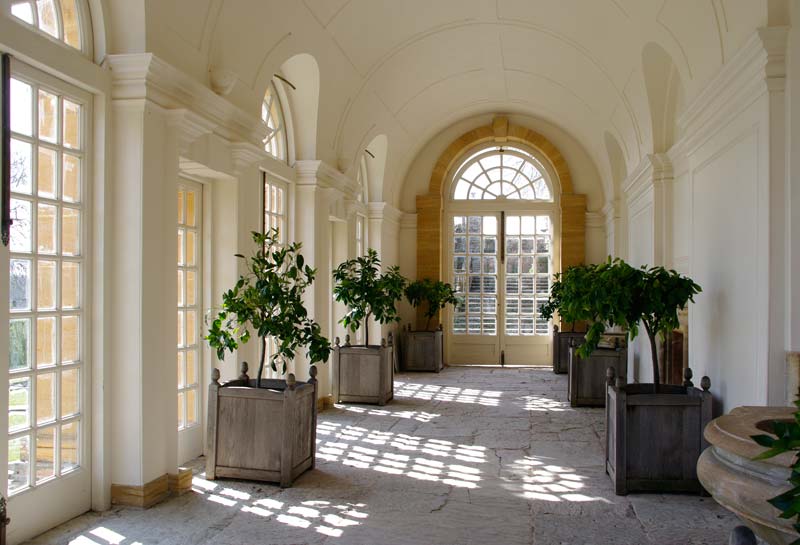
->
107, 53, 265, 146
674, 27, 788, 157
585, 212, 605, 229
164, 109, 216, 153
368, 202, 403, 225
295, 160, 360, 199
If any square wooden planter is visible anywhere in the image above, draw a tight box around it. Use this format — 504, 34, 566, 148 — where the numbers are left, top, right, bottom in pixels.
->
205, 364, 318, 488
568, 344, 627, 407
400, 326, 443, 373
332, 336, 394, 405
552, 325, 585, 374
605, 369, 712, 495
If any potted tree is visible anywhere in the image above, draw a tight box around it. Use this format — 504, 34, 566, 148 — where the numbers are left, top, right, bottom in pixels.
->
332, 249, 406, 405
543, 265, 589, 374
541, 264, 627, 406
400, 279, 458, 373
204, 230, 331, 487
546, 258, 707, 494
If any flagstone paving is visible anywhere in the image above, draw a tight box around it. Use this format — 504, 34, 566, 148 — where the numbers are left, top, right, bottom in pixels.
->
26, 367, 739, 545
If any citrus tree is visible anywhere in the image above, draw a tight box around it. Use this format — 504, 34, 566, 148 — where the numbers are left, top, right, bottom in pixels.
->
404, 278, 459, 331
205, 229, 331, 387
332, 249, 406, 346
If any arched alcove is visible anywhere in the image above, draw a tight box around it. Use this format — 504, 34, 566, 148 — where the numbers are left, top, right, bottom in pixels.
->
364, 134, 388, 202
279, 53, 320, 161
642, 43, 685, 153
603, 131, 627, 198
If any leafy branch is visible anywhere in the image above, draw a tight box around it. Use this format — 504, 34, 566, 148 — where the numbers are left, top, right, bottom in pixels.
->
404, 278, 459, 331
205, 229, 331, 386
332, 249, 406, 346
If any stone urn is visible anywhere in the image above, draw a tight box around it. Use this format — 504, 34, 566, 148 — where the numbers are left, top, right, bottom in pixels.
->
698, 406, 796, 544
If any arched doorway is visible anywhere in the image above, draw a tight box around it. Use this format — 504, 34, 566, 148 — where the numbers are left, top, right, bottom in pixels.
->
444, 144, 560, 365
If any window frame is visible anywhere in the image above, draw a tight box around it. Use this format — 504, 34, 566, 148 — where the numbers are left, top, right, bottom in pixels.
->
261, 80, 288, 163
9, 0, 94, 58
450, 146, 553, 202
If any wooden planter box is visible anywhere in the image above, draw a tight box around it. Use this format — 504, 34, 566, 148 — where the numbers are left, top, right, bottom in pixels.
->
206, 364, 318, 488
605, 369, 712, 495
333, 336, 394, 405
568, 344, 627, 407
400, 326, 443, 373
552, 325, 584, 374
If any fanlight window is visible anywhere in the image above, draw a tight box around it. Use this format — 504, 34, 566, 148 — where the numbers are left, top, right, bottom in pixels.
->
11, 0, 87, 52
262, 81, 287, 161
452, 147, 552, 201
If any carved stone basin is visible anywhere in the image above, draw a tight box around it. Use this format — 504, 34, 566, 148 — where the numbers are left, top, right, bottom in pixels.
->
698, 406, 796, 544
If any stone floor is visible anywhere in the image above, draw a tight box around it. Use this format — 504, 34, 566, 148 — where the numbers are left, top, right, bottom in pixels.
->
27, 367, 739, 545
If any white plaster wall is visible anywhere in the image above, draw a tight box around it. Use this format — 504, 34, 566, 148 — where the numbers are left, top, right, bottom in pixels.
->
626, 189, 655, 384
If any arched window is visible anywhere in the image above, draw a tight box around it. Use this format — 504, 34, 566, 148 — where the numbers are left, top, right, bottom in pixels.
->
262, 81, 287, 162
356, 154, 369, 203
10, 0, 91, 53
451, 146, 552, 201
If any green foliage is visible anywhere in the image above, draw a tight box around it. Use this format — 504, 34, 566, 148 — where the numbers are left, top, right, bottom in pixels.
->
404, 278, 459, 331
540, 257, 701, 387
205, 230, 331, 384
751, 400, 800, 545
332, 249, 407, 345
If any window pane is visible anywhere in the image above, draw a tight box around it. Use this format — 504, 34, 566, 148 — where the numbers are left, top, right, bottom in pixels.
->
62, 207, 80, 255
61, 315, 79, 363
39, 147, 58, 198
38, 259, 57, 310
61, 421, 78, 473
186, 389, 197, 426
177, 310, 185, 347
10, 198, 32, 252
36, 427, 56, 482
63, 99, 82, 148
185, 311, 197, 346
186, 351, 197, 386
38, 203, 58, 254
36, 0, 60, 38
177, 392, 185, 428
177, 190, 185, 224
62, 367, 79, 417
63, 154, 80, 202
186, 191, 196, 227
9, 435, 31, 493
186, 271, 196, 306
10, 80, 33, 136
36, 372, 56, 424
10, 319, 31, 371
38, 88, 58, 142
9, 377, 30, 431
37, 317, 56, 367
186, 231, 196, 266
177, 352, 185, 389
62, 261, 80, 309
61, 0, 82, 49
177, 270, 185, 307
10, 259, 32, 311
11, 2, 35, 25
11, 139, 33, 194
177, 229, 185, 265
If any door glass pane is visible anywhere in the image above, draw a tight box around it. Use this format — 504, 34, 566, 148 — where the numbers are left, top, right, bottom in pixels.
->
36, 372, 56, 424
451, 215, 497, 336
10, 79, 33, 136
10, 198, 32, 253
9, 377, 30, 431
11, 139, 33, 194
39, 147, 58, 198
9, 435, 31, 492
505, 215, 552, 336
37, 317, 56, 367
38, 89, 58, 142
36, 427, 56, 482
62, 368, 79, 417
61, 422, 78, 473
10, 319, 31, 371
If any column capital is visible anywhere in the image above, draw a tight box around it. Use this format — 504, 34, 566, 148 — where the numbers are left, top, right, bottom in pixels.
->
367, 202, 403, 225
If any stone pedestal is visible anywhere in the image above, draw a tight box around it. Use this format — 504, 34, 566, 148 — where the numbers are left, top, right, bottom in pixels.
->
698, 406, 796, 545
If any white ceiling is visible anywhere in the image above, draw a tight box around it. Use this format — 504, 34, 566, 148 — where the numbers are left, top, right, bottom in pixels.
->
125, 0, 775, 207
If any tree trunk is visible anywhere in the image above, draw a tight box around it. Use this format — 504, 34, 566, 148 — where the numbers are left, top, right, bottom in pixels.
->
257, 336, 267, 388
365, 312, 371, 346
645, 324, 660, 392
425, 314, 432, 332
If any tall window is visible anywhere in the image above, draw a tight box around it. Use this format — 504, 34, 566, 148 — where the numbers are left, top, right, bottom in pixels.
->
262, 176, 287, 376
177, 183, 202, 431
262, 81, 287, 162
10, 0, 91, 53
7, 73, 88, 494
452, 147, 552, 201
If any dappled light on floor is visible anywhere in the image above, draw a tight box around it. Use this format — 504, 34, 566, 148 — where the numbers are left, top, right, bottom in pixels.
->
507, 456, 611, 504
338, 405, 441, 422
395, 381, 502, 405
518, 394, 570, 412
68, 527, 140, 545
191, 475, 368, 539
316, 422, 484, 488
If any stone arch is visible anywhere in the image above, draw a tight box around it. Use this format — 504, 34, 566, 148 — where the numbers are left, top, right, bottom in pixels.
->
603, 131, 627, 200
642, 43, 685, 153
279, 53, 320, 162
415, 116, 586, 327
364, 134, 388, 203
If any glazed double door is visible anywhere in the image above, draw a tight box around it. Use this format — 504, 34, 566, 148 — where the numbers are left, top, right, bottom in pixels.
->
446, 211, 554, 365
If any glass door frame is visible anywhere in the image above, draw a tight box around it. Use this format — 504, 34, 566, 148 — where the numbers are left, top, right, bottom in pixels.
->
444, 200, 560, 366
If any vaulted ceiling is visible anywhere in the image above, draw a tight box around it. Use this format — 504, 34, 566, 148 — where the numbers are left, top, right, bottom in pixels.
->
109, 0, 777, 208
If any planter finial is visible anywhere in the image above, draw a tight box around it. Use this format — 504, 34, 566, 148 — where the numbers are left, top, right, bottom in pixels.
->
606, 366, 616, 386
344, 334, 351, 347
701, 376, 711, 392
239, 362, 249, 381
387, 332, 393, 346
437, 323, 443, 331
334, 336, 340, 347
309, 365, 318, 384
211, 368, 220, 385
381, 337, 387, 347
554, 324, 559, 334
683, 367, 694, 388
287, 373, 297, 390
615, 375, 627, 388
